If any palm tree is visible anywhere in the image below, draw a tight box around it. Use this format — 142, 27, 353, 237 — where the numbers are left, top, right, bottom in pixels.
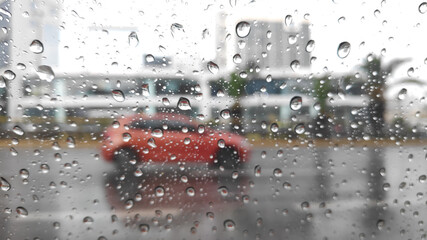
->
360, 54, 409, 137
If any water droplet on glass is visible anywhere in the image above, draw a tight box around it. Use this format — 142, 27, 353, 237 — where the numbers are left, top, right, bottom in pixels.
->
397, 88, 407, 100
218, 186, 229, 197
36, 65, 55, 82
236, 21, 251, 38
254, 165, 261, 177
313, 102, 321, 111
0, 177, 11, 191
419, 175, 427, 183
290, 60, 300, 72
3, 70, 15, 80
377, 219, 385, 230
112, 90, 125, 102
30, 40, 44, 54
217, 139, 226, 148
290, 96, 302, 111
141, 83, 150, 97
233, 54, 242, 64
83, 216, 94, 224
270, 123, 279, 133
122, 133, 131, 142
148, 138, 157, 148
220, 109, 231, 119
125, 199, 134, 209
301, 202, 310, 210
40, 164, 50, 173
186, 187, 196, 197
145, 54, 154, 63
12, 125, 24, 135
155, 186, 165, 197
207, 61, 219, 74
112, 121, 120, 128
171, 23, 184, 37
285, 15, 293, 26
177, 97, 191, 110
337, 42, 351, 58
16, 207, 28, 217
19, 169, 29, 179
128, 31, 139, 47
162, 97, 170, 106
288, 35, 297, 45
295, 123, 305, 134
273, 168, 283, 177
419, 2, 427, 14
382, 183, 390, 191
224, 219, 236, 231
407, 67, 414, 77
306, 40, 315, 53
66, 136, 75, 148
151, 128, 163, 138
140, 224, 150, 234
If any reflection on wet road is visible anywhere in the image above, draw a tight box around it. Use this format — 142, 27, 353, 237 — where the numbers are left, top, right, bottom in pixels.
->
1, 145, 426, 239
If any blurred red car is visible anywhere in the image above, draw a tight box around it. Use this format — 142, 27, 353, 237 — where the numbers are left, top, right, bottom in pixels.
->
101, 113, 251, 170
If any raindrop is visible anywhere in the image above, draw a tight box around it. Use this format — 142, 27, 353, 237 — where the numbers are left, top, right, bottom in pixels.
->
236, 21, 251, 38
419, 2, 427, 14
128, 32, 139, 47
0, 177, 11, 191
220, 109, 231, 119
36, 65, 55, 82
233, 54, 242, 64
313, 102, 321, 111
301, 202, 310, 210
377, 219, 385, 230
30, 40, 44, 54
66, 136, 75, 148
140, 224, 150, 234
397, 88, 407, 100
290, 60, 300, 72
419, 175, 427, 183
407, 67, 414, 77
0, 77, 5, 88
218, 186, 229, 197
12, 126, 24, 135
285, 15, 293, 26
3, 70, 15, 80
184, 138, 191, 145
141, 84, 150, 96
270, 123, 279, 133
217, 139, 226, 148
186, 187, 196, 197
145, 54, 154, 63
337, 42, 351, 58
273, 168, 283, 177
19, 169, 29, 179
155, 186, 165, 197
148, 138, 157, 148
207, 61, 219, 74
306, 40, 315, 53
254, 165, 261, 177
177, 97, 191, 110
111, 90, 125, 102
83, 216, 94, 224
382, 183, 390, 191
171, 23, 184, 37
288, 35, 297, 45
162, 97, 170, 106
224, 219, 236, 231
40, 164, 50, 173
16, 207, 28, 217
112, 121, 120, 128
151, 128, 163, 138
295, 123, 305, 134
290, 96, 302, 111
122, 133, 131, 142
125, 199, 134, 209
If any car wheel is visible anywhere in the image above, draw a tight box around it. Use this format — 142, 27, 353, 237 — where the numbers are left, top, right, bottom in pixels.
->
114, 148, 138, 173
215, 147, 242, 169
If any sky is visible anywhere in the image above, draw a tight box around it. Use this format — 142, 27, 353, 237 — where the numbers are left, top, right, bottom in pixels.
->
57, 0, 427, 87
